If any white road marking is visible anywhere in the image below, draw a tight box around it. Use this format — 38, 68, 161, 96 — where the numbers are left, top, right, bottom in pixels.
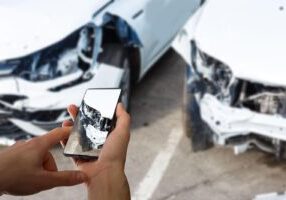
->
132, 128, 183, 200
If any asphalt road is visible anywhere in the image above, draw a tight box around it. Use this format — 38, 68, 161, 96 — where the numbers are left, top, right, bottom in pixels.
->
4, 50, 286, 200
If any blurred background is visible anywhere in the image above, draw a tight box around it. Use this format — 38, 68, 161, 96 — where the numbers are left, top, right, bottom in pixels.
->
1, 0, 286, 200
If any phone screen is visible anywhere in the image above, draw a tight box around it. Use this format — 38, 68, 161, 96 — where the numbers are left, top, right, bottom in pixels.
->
64, 88, 121, 159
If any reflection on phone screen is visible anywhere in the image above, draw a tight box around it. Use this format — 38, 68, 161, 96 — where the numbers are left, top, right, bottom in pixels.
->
64, 88, 121, 159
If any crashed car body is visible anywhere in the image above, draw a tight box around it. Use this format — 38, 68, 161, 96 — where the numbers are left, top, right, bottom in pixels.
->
0, 0, 201, 144
174, 0, 286, 158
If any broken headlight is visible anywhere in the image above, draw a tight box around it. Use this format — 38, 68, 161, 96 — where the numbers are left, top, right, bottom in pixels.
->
191, 41, 233, 90
8, 26, 96, 82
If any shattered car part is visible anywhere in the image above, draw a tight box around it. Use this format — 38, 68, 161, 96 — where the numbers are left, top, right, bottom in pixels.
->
0, 63, 123, 137
173, 0, 286, 158
0, 0, 200, 144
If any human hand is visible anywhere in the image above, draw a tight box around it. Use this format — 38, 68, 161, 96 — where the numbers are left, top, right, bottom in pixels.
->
0, 127, 87, 196
62, 103, 131, 200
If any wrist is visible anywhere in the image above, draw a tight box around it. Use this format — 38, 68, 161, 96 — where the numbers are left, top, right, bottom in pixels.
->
87, 164, 126, 188
86, 164, 130, 200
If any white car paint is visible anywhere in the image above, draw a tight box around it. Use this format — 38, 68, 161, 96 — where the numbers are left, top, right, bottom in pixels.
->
201, 94, 286, 145
0, 0, 201, 139
175, 0, 286, 156
0, 0, 112, 61
89, 0, 201, 77
0, 63, 123, 136
0, 0, 200, 77
9, 118, 47, 136
10, 63, 123, 111
172, 4, 204, 65
254, 192, 286, 200
181, 0, 286, 87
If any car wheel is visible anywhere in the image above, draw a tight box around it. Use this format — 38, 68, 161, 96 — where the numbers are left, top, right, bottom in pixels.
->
98, 44, 131, 110
183, 65, 213, 151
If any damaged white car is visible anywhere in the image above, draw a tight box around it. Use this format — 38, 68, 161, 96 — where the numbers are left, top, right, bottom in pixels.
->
0, 0, 201, 144
176, 0, 286, 158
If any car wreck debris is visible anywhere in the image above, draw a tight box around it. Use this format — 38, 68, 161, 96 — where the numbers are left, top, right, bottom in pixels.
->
187, 41, 286, 158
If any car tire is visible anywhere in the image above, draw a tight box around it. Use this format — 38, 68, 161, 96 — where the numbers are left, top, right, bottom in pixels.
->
98, 44, 131, 111
183, 65, 214, 152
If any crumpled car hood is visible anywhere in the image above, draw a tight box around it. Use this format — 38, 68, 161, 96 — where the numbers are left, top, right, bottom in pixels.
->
194, 0, 286, 87
0, 0, 111, 61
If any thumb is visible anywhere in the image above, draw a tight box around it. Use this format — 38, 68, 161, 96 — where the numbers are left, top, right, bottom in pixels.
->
41, 170, 87, 189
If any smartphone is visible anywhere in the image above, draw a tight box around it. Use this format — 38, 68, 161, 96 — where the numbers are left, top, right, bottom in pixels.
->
64, 88, 121, 159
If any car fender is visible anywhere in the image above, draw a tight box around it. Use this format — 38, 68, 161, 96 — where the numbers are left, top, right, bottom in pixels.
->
172, 5, 205, 65
94, 0, 145, 43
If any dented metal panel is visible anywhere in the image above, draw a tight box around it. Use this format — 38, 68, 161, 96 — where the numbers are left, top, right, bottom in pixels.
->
0, 0, 199, 141
193, 0, 286, 87
2, 63, 123, 111
0, 0, 112, 61
201, 94, 286, 144
103, 0, 201, 76
182, 0, 286, 158
0, 63, 122, 136
172, 3, 204, 65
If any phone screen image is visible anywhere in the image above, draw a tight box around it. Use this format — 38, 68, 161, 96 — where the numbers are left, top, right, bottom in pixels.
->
64, 88, 121, 159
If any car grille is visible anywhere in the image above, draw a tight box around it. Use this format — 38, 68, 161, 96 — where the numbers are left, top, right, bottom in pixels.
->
0, 95, 27, 105
0, 118, 23, 136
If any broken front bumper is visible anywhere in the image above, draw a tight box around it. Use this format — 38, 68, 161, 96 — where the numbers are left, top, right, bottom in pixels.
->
0, 63, 123, 141
200, 94, 286, 146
